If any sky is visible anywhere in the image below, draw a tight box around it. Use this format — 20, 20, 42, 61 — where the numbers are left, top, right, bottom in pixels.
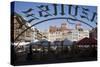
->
12, 1, 97, 31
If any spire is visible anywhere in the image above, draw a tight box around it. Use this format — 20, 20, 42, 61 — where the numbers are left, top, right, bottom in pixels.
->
61, 22, 67, 31
75, 22, 83, 31
76, 22, 81, 29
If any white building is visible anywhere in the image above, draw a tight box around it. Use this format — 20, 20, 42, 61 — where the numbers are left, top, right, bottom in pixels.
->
43, 22, 89, 42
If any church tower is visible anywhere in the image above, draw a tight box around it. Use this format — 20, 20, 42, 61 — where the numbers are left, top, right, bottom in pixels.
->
75, 22, 82, 30
61, 23, 67, 31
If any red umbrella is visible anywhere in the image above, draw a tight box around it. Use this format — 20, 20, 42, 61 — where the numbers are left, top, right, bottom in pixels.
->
77, 37, 97, 45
